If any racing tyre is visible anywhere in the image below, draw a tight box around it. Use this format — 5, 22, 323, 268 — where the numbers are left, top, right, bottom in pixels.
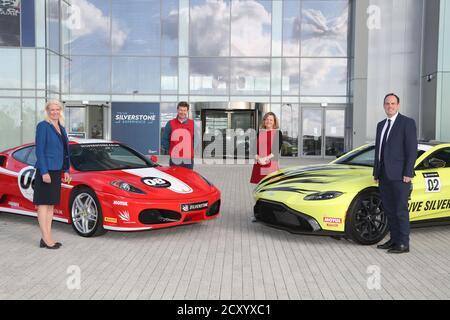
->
345, 190, 388, 245
70, 187, 106, 237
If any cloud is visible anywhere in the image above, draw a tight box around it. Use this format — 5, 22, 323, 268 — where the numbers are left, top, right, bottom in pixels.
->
300, 58, 347, 95
188, 0, 230, 56
174, 0, 273, 82
64, 0, 128, 52
229, 1, 271, 56
301, 7, 348, 56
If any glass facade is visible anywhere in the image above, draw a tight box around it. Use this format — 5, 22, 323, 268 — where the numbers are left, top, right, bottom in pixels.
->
436, 0, 450, 142
0, 0, 352, 158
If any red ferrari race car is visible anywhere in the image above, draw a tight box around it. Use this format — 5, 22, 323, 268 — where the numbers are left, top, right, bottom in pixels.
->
0, 139, 221, 237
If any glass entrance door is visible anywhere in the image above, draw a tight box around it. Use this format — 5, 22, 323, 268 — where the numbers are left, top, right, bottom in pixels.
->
230, 111, 255, 158
88, 105, 104, 139
301, 107, 345, 158
324, 109, 345, 157
203, 110, 228, 158
65, 105, 105, 139
202, 109, 255, 158
65, 107, 87, 138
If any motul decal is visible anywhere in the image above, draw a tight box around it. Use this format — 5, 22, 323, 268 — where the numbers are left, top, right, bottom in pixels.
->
113, 201, 128, 206
323, 217, 342, 224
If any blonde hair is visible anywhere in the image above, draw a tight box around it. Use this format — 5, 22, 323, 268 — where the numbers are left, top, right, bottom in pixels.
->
44, 100, 65, 126
261, 112, 279, 129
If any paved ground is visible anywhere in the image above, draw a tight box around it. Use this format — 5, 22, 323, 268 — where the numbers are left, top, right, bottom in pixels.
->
1, 158, 450, 300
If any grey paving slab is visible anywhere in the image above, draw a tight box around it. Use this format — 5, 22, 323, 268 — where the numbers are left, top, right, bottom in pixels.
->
1, 158, 450, 300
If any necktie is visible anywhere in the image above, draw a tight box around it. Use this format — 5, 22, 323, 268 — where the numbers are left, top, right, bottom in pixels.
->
380, 119, 391, 163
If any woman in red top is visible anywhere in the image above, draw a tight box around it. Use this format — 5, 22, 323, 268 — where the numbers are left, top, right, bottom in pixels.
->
250, 112, 283, 184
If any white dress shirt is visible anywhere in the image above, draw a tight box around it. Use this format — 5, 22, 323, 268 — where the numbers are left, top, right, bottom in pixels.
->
378, 112, 399, 161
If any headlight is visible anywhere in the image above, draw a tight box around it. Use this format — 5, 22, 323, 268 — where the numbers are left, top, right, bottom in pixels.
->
111, 180, 145, 194
304, 192, 343, 201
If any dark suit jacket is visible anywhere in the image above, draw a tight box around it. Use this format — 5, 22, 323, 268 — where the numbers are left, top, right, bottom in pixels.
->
373, 113, 417, 181
35, 121, 70, 175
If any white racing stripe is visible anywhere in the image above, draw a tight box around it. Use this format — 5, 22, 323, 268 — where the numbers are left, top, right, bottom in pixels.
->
0, 166, 73, 189
123, 168, 193, 194
0, 167, 19, 177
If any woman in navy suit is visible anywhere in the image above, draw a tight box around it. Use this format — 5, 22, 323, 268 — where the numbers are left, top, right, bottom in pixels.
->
34, 100, 71, 249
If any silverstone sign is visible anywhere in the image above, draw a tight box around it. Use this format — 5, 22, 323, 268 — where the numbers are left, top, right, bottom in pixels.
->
0, 0, 20, 46
111, 102, 160, 155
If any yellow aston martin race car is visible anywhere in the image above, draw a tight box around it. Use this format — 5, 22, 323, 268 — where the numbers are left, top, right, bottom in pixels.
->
254, 142, 450, 245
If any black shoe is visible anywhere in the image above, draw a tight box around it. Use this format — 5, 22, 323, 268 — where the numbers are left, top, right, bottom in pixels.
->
39, 239, 60, 249
387, 244, 409, 254
377, 239, 395, 250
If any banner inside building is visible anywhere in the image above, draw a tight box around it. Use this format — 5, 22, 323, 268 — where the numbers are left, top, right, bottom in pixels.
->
0, 0, 21, 46
111, 102, 160, 155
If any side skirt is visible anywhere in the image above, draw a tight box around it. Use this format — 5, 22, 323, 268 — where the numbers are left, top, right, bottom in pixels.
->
0, 206, 69, 223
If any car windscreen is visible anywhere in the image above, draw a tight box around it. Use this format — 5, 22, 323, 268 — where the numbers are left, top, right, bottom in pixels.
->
69, 143, 155, 172
335, 146, 376, 167
335, 146, 427, 167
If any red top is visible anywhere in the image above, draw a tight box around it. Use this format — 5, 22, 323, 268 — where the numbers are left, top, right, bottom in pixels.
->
168, 118, 195, 160
250, 130, 280, 184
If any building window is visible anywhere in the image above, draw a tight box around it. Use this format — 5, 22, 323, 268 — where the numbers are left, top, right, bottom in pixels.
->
230, 58, 270, 95
0, 49, 21, 88
112, 57, 160, 94
111, 0, 161, 55
190, 0, 230, 56
190, 58, 229, 95
300, 58, 348, 96
231, 0, 272, 57
21, 0, 36, 47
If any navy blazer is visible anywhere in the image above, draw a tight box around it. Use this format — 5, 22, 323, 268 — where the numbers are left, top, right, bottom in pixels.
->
35, 121, 70, 175
373, 113, 418, 181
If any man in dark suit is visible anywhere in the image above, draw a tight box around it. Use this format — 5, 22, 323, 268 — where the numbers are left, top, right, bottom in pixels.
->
373, 93, 417, 254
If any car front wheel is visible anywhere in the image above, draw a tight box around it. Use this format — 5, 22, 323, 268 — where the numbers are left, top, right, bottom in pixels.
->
70, 187, 106, 237
345, 190, 388, 245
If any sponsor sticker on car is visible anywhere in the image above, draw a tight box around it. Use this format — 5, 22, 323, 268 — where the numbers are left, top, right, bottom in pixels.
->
118, 211, 135, 224
113, 201, 128, 206
18, 166, 36, 202
124, 168, 193, 194
141, 177, 171, 188
323, 217, 343, 227
181, 201, 208, 212
8, 202, 19, 207
423, 172, 441, 193
104, 217, 118, 224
